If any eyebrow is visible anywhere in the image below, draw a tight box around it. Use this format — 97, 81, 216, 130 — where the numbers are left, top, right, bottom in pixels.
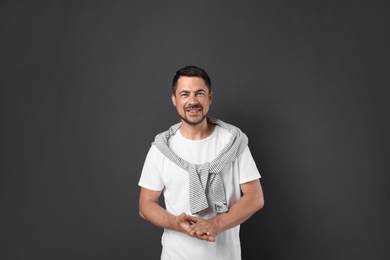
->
178, 89, 206, 95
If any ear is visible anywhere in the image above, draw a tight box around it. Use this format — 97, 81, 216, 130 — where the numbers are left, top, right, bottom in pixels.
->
209, 91, 213, 104
171, 93, 177, 107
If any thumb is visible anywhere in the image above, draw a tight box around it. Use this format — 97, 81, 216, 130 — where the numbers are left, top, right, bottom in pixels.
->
185, 214, 199, 223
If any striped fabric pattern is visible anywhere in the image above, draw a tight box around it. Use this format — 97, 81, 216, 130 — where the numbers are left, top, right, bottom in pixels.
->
153, 117, 248, 215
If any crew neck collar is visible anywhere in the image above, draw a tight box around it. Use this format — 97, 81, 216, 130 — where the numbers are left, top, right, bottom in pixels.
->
178, 125, 218, 142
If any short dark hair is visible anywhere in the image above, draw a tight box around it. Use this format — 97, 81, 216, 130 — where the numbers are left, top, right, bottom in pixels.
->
172, 65, 211, 94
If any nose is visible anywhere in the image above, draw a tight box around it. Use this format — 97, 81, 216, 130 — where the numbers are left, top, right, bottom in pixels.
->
188, 94, 199, 105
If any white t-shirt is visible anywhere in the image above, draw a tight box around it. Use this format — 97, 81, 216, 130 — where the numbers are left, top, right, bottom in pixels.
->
139, 125, 261, 260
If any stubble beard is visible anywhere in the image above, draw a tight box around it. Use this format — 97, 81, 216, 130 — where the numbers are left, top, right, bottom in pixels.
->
180, 113, 208, 126
180, 104, 208, 126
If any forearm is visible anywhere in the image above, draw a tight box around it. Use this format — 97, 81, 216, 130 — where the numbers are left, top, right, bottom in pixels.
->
140, 199, 178, 230
212, 181, 264, 234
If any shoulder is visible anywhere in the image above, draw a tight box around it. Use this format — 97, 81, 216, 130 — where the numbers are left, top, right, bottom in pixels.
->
145, 144, 164, 160
153, 122, 182, 142
210, 117, 248, 140
214, 125, 232, 140
209, 117, 245, 133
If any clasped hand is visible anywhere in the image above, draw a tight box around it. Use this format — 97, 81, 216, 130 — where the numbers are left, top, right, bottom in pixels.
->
176, 213, 218, 242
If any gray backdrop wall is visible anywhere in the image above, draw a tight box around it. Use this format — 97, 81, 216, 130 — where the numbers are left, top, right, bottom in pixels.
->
1, 1, 389, 259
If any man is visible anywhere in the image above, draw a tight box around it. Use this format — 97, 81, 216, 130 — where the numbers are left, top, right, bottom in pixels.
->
138, 65, 264, 259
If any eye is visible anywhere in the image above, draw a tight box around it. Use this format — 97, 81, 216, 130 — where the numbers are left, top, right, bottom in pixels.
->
196, 92, 205, 96
180, 93, 188, 97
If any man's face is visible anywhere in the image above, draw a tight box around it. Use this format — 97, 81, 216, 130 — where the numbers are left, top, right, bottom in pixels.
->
172, 76, 213, 126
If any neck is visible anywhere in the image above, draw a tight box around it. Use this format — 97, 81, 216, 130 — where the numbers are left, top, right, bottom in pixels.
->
179, 118, 215, 140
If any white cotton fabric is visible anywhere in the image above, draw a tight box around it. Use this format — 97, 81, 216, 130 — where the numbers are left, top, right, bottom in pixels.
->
139, 125, 261, 260
152, 117, 249, 214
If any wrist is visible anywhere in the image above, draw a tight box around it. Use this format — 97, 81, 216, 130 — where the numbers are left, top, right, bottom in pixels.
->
170, 215, 179, 231
211, 216, 221, 235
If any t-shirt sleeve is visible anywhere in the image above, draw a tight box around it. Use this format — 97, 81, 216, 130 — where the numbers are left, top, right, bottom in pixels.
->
138, 145, 165, 191
238, 146, 261, 184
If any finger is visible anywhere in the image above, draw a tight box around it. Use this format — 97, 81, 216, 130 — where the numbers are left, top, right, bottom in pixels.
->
207, 236, 216, 242
188, 225, 205, 236
196, 234, 216, 242
187, 221, 204, 232
185, 214, 199, 223
188, 228, 199, 236
188, 225, 207, 235
196, 229, 211, 236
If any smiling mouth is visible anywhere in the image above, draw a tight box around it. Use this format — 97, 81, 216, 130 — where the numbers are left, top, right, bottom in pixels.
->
185, 105, 202, 114
186, 109, 201, 117
187, 108, 200, 112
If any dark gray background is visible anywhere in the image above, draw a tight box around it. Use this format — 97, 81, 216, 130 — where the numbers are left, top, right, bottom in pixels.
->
1, 1, 389, 259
